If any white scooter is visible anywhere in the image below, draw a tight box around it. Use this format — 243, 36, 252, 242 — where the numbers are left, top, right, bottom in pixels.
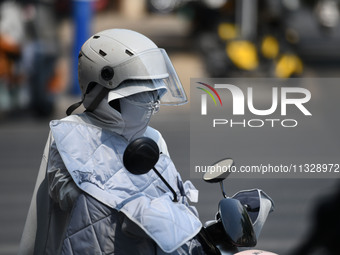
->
123, 137, 277, 255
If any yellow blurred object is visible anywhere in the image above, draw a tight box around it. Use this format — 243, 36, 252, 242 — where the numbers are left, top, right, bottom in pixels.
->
218, 23, 237, 40
261, 36, 279, 59
226, 40, 258, 70
275, 54, 303, 78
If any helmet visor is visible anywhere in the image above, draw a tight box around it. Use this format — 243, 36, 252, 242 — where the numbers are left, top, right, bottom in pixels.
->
109, 48, 187, 105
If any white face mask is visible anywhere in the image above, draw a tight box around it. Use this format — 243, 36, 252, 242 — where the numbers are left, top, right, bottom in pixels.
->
119, 92, 160, 141
84, 85, 160, 141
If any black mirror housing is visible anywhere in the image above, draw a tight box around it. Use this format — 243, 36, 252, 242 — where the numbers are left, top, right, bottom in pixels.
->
123, 137, 160, 175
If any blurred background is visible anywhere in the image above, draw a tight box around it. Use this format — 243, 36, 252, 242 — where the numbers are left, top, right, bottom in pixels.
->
0, 0, 339, 254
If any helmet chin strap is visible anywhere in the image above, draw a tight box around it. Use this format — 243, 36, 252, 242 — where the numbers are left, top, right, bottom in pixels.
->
85, 87, 110, 112
66, 100, 84, 116
66, 86, 110, 116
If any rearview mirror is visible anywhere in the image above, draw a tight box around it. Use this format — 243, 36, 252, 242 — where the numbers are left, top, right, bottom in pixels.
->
123, 137, 159, 175
203, 158, 234, 183
123, 137, 178, 202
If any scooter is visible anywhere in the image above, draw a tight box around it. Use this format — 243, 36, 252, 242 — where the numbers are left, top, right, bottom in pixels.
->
123, 137, 277, 255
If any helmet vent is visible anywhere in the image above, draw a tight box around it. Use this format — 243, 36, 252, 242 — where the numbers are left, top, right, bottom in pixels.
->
99, 49, 107, 57
125, 49, 134, 56
93, 35, 100, 39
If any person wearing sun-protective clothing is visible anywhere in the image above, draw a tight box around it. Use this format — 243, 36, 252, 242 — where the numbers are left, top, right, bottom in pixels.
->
18, 29, 212, 255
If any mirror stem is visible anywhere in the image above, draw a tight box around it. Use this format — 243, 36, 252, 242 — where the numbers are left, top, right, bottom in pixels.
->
219, 181, 227, 198
153, 167, 178, 202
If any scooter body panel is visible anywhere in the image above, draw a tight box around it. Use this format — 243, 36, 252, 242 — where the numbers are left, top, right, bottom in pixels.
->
218, 198, 257, 247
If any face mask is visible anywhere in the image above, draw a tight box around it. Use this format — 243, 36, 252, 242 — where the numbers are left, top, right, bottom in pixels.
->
84, 85, 160, 141
119, 91, 160, 141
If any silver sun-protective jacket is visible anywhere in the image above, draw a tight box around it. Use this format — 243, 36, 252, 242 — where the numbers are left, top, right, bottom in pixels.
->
50, 118, 202, 252
19, 114, 204, 255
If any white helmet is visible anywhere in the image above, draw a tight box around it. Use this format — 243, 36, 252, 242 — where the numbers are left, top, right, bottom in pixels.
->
67, 29, 187, 115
